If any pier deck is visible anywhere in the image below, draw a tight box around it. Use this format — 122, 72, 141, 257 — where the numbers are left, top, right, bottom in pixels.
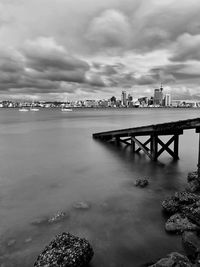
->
93, 118, 200, 167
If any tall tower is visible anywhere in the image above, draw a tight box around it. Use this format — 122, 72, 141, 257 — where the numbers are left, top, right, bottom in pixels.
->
165, 94, 171, 106
153, 84, 164, 106
121, 91, 127, 106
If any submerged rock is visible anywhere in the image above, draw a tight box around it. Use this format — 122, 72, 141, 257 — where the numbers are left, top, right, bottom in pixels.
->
48, 211, 67, 224
165, 213, 198, 233
73, 201, 90, 210
34, 232, 94, 267
149, 252, 192, 267
135, 178, 149, 188
182, 231, 200, 262
32, 211, 68, 226
7, 239, 16, 247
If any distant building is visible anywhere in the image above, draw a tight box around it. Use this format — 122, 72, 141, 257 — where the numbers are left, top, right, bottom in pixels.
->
121, 91, 127, 106
138, 97, 148, 107
154, 85, 164, 106
165, 94, 171, 106
84, 100, 97, 108
127, 94, 133, 107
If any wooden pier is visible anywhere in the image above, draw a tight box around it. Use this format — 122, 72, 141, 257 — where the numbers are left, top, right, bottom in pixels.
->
93, 118, 200, 171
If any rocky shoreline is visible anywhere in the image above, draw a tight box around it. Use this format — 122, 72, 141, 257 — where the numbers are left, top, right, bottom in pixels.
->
33, 174, 200, 267
149, 171, 200, 266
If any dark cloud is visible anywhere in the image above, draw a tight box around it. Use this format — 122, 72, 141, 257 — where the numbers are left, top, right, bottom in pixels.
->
0, 0, 200, 99
170, 34, 200, 62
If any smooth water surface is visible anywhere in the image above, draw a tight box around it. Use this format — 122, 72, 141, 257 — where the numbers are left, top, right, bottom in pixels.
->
0, 108, 199, 266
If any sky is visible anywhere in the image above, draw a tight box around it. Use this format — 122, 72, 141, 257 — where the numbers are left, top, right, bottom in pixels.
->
0, 0, 200, 101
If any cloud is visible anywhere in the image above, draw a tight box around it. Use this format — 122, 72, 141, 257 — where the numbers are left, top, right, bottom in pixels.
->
0, 0, 200, 99
170, 33, 200, 62
23, 37, 89, 72
86, 9, 131, 50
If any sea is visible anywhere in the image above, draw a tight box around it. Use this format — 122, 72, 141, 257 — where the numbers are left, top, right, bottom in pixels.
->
0, 108, 199, 267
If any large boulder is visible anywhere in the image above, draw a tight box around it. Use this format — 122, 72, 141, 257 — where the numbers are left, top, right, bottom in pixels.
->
182, 231, 200, 262
174, 191, 200, 204
149, 252, 192, 267
34, 232, 94, 267
165, 213, 199, 233
181, 206, 200, 226
188, 171, 199, 182
162, 196, 180, 214
162, 191, 200, 215
186, 180, 200, 193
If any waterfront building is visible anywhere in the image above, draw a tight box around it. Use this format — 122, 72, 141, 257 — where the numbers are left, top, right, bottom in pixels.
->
121, 91, 127, 106
165, 94, 171, 107
138, 97, 148, 107
127, 94, 133, 107
84, 100, 97, 108
153, 85, 164, 106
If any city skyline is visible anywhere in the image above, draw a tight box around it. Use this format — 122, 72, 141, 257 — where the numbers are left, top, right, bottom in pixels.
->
0, 0, 200, 101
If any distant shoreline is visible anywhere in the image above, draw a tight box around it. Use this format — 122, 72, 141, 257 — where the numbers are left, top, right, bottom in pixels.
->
1, 106, 200, 110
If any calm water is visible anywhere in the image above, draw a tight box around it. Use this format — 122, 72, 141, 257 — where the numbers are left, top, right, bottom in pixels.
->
0, 108, 199, 267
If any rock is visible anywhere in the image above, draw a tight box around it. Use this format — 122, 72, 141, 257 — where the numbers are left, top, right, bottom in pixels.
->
182, 206, 200, 226
174, 191, 200, 204
186, 180, 200, 193
165, 213, 199, 233
182, 231, 200, 262
149, 252, 192, 267
34, 232, 94, 267
48, 211, 68, 224
162, 196, 180, 214
32, 211, 68, 226
24, 237, 32, 243
7, 239, 16, 247
162, 191, 200, 215
188, 171, 198, 182
31, 217, 48, 226
135, 178, 149, 188
73, 202, 90, 210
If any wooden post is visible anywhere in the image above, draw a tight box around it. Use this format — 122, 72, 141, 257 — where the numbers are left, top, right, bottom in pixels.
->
174, 134, 179, 160
131, 136, 135, 152
151, 135, 158, 161
115, 137, 120, 146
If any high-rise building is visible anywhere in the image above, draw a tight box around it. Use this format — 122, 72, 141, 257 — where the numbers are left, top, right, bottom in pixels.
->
153, 85, 164, 106
165, 94, 171, 106
121, 91, 127, 106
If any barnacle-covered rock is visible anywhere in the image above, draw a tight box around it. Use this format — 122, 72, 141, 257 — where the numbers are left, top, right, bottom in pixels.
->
149, 252, 192, 267
188, 171, 199, 182
182, 231, 200, 262
174, 191, 200, 204
162, 196, 179, 214
34, 232, 94, 267
165, 213, 198, 233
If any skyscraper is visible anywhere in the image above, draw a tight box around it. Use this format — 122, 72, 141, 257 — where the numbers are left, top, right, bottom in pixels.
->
121, 91, 127, 106
165, 94, 171, 106
153, 85, 164, 106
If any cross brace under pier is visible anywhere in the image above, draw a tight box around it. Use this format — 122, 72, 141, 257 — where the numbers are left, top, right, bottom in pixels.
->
116, 131, 183, 161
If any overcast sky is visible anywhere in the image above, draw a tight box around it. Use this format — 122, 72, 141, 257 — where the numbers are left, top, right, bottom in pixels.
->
0, 0, 200, 101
